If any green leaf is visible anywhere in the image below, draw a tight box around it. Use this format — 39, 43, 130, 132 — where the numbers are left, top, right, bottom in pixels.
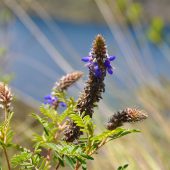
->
40, 105, 59, 122
32, 113, 50, 136
65, 156, 75, 170
81, 154, 94, 160
11, 152, 32, 167
92, 128, 140, 142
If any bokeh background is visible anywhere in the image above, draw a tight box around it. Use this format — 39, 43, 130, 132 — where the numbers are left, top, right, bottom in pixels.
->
0, 0, 170, 169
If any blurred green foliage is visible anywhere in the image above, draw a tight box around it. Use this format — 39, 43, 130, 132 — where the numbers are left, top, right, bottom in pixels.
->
147, 17, 165, 44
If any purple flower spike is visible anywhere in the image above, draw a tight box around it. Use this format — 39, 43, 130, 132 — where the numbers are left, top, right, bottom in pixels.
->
108, 56, 116, 61
81, 56, 91, 62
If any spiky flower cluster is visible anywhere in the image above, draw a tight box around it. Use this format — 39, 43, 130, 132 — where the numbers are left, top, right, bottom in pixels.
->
106, 108, 148, 130
0, 82, 13, 112
64, 35, 116, 142
44, 71, 83, 109
77, 34, 115, 118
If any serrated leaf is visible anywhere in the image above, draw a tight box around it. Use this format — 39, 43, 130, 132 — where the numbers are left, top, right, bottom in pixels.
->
40, 105, 59, 122
92, 128, 140, 142
65, 156, 75, 170
11, 152, 32, 167
81, 154, 94, 160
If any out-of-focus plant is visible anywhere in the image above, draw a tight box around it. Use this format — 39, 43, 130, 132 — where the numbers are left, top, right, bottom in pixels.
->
147, 17, 165, 44
0, 35, 147, 170
116, 0, 142, 24
0, 48, 12, 83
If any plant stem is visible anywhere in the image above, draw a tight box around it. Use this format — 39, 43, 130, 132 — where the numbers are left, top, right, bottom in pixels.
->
4, 107, 8, 121
3, 146, 11, 170
45, 149, 51, 167
89, 138, 108, 156
3, 107, 11, 170
56, 162, 60, 170
74, 160, 81, 170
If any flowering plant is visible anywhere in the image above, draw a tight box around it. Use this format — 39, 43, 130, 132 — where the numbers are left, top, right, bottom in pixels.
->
0, 35, 147, 170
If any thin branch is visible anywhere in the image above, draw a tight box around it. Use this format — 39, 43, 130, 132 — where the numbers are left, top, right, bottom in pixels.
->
3, 146, 11, 170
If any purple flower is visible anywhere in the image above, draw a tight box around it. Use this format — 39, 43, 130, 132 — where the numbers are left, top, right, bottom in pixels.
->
108, 56, 116, 61
44, 94, 67, 109
81, 56, 92, 62
94, 65, 102, 77
81, 54, 116, 77
59, 102, 67, 108
44, 95, 57, 105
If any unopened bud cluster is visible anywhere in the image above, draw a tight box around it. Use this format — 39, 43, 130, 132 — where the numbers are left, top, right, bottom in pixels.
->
0, 82, 13, 112
52, 71, 83, 93
44, 71, 83, 110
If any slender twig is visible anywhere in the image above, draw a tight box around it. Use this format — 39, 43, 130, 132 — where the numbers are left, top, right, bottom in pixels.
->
56, 162, 60, 170
88, 138, 108, 156
74, 160, 81, 170
3, 107, 11, 170
3, 146, 11, 170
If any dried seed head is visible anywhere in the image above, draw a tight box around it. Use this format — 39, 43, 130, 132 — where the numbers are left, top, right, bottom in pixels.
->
0, 82, 13, 112
106, 108, 148, 130
63, 120, 83, 142
52, 71, 83, 93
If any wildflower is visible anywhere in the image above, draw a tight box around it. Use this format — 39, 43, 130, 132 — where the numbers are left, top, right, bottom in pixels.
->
77, 34, 110, 118
64, 34, 112, 142
44, 95, 66, 108
106, 108, 148, 130
0, 82, 13, 112
44, 95, 58, 105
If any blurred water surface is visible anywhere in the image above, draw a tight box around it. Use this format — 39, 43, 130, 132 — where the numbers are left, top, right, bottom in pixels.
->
1, 17, 170, 102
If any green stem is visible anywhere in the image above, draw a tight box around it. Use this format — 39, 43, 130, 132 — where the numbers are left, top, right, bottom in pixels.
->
3, 146, 11, 170
4, 107, 7, 120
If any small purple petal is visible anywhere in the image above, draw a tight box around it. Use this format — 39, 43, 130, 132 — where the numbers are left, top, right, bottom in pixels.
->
44, 95, 58, 105
94, 65, 102, 77
81, 56, 91, 62
44, 95, 52, 100
59, 102, 67, 107
107, 67, 113, 74
104, 60, 111, 68
108, 56, 116, 61
93, 62, 98, 66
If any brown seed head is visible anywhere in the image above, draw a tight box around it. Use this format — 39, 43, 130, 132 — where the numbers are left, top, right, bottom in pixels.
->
52, 71, 83, 93
106, 108, 148, 130
0, 82, 13, 112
